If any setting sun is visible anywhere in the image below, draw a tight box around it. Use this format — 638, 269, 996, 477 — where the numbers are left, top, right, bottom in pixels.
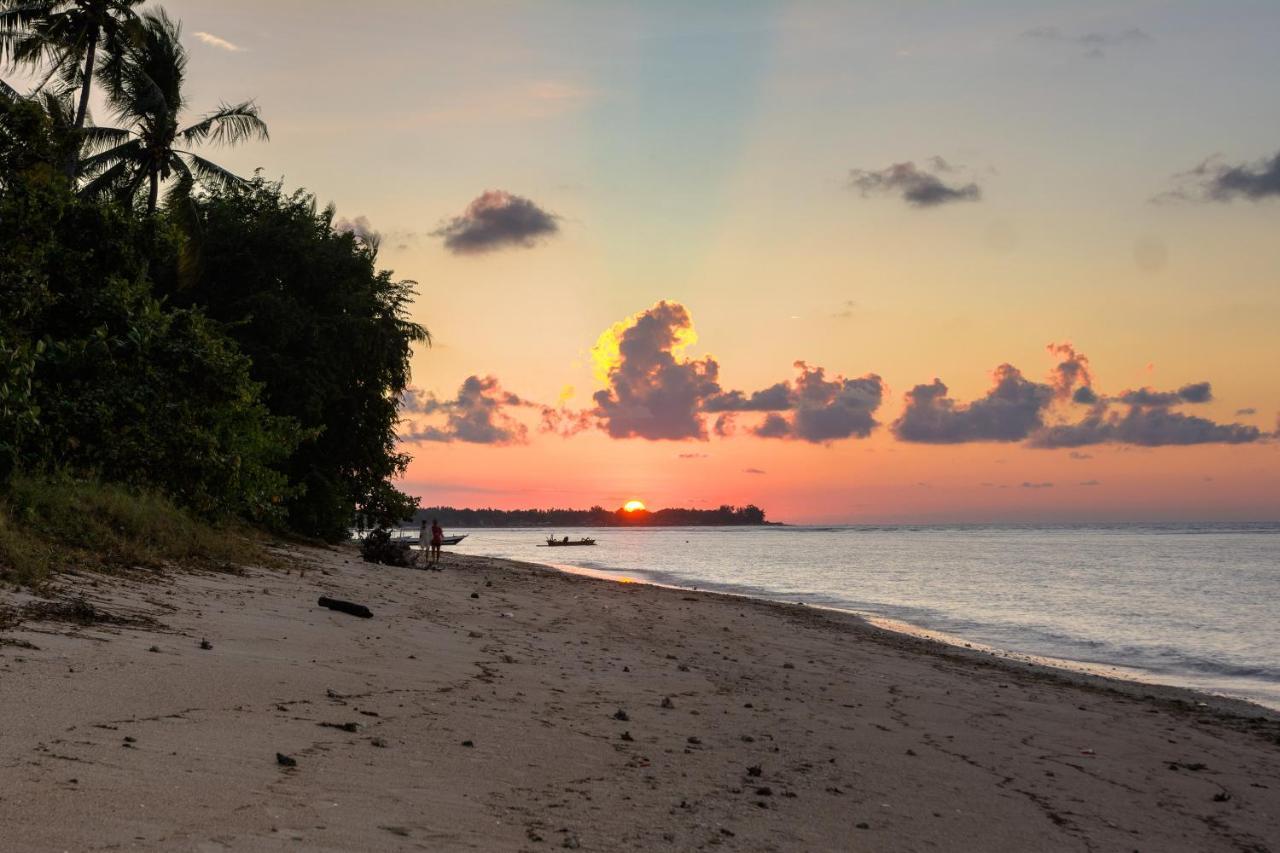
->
623, 500, 646, 513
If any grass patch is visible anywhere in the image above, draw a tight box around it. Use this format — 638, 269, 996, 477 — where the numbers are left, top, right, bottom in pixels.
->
0, 476, 264, 586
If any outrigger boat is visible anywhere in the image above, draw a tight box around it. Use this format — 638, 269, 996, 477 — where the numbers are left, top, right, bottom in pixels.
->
543, 536, 596, 547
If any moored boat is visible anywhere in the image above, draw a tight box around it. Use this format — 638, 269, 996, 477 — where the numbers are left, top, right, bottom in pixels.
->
544, 536, 596, 547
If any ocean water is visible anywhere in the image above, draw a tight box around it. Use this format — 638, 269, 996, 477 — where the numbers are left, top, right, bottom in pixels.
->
435, 523, 1280, 710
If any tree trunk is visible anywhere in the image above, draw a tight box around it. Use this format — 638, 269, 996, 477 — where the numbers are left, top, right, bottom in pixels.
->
73, 31, 98, 130
147, 169, 159, 214
63, 29, 99, 180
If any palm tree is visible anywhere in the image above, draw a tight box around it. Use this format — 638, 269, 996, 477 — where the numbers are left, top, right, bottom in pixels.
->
0, 0, 144, 129
78, 9, 267, 214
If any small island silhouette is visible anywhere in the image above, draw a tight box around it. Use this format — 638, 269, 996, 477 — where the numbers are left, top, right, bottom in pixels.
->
411, 504, 773, 528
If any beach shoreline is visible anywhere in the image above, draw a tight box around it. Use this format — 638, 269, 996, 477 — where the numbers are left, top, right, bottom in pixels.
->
541, 555, 1280, 718
2, 544, 1278, 851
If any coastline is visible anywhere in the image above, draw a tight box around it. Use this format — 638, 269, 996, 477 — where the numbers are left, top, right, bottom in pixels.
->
2, 545, 1278, 851
545, 557, 1280, 720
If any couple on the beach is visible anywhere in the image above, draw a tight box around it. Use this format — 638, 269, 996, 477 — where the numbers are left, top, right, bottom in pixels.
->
418, 519, 444, 569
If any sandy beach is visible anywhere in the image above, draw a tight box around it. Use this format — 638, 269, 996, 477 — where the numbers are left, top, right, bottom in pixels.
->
2, 544, 1278, 852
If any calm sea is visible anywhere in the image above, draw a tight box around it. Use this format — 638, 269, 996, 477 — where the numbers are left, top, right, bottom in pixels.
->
434, 523, 1280, 710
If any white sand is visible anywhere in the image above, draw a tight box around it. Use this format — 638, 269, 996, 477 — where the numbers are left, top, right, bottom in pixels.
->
1, 543, 1278, 851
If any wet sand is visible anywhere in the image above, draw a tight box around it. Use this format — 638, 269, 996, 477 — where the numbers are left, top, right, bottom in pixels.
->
1, 544, 1278, 851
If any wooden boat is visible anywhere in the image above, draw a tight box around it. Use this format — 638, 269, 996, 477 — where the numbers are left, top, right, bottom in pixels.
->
401, 532, 467, 547
544, 536, 596, 547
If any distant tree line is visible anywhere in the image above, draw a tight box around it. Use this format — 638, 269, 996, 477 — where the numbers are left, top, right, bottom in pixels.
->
412, 504, 771, 528
1, 2, 427, 540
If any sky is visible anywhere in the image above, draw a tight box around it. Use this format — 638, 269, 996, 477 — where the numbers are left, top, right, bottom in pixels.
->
77, 1, 1280, 521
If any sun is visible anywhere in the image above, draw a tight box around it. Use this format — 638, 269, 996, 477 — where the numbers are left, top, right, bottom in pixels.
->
623, 500, 646, 512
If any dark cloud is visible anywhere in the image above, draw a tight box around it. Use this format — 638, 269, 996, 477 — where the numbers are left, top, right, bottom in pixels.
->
848, 161, 981, 208
1068, 451, 1093, 460
1236, 407, 1257, 416
1021, 482, 1054, 489
744, 468, 767, 475
1159, 152, 1280, 203
713, 414, 736, 437
1073, 386, 1099, 405
433, 190, 560, 254
1080, 480, 1102, 486
749, 362, 885, 444
1022, 25, 1151, 57
1117, 382, 1213, 407
1047, 342, 1093, 401
893, 365, 1054, 444
677, 453, 709, 459
400, 375, 530, 444
753, 414, 790, 439
591, 301, 722, 441
1028, 406, 1262, 449
703, 382, 792, 413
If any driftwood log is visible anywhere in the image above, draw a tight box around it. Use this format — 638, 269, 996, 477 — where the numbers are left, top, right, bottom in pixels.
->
317, 596, 373, 619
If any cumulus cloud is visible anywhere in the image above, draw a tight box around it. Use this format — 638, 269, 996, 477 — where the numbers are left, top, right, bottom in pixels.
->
703, 382, 792, 413
749, 362, 885, 444
894, 347, 1261, 450
433, 190, 560, 254
193, 31, 245, 52
591, 301, 722, 441
1117, 382, 1212, 407
893, 364, 1055, 443
1161, 152, 1280, 203
848, 160, 981, 207
1047, 342, 1093, 401
1028, 405, 1262, 449
400, 375, 531, 445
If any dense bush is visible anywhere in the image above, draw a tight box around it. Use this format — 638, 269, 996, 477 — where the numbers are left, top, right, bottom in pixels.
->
0, 91, 426, 544
166, 179, 427, 540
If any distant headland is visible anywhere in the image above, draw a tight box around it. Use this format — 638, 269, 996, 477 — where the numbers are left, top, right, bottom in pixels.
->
410, 505, 775, 528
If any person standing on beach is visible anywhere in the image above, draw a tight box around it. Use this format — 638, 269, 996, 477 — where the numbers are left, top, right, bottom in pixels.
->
418, 520, 430, 568
430, 518, 444, 566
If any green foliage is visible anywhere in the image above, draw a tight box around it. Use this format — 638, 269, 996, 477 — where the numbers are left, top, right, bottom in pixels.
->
1, 91, 298, 526
168, 178, 428, 540
0, 335, 40, 481
0, 475, 263, 585
1, 14, 428, 551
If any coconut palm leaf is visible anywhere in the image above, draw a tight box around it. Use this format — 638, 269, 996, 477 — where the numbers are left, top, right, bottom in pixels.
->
75, 135, 139, 177
76, 156, 129, 201
179, 151, 247, 192
75, 122, 131, 152
179, 100, 268, 147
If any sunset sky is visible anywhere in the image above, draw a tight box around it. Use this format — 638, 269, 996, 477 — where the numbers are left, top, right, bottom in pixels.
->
155, 1, 1280, 521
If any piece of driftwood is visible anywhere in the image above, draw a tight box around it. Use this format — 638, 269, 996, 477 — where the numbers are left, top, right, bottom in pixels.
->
318, 596, 373, 619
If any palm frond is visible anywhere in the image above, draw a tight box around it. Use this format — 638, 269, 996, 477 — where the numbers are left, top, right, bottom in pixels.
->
76, 157, 131, 201
75, 136, 140, 178
0, 75, 17, 100
179, 100, 268, 147
163, 155, 193, 201
179, 150, 246, 192
76, 122, 132, 152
